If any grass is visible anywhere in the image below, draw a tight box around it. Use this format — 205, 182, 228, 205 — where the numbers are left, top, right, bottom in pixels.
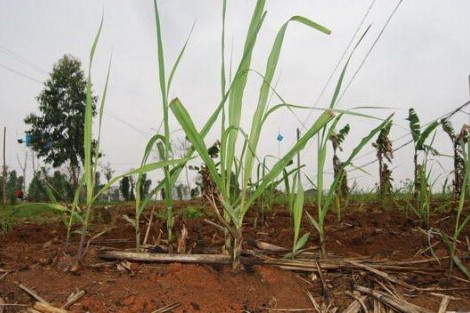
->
2, 204, 58, 219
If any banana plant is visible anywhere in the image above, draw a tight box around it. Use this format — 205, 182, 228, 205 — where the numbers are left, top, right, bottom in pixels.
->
329, 123, 350, 221
440, 119, 470, 195
308, 114, 393, 257
372, 120, 393, 197
406, 108, 439, 195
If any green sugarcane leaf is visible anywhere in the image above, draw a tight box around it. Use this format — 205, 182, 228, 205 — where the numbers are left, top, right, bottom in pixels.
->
343, 114, 394, 166
220, 0, 227, 96
225, 0, 266, 194
417, 121, 439, 151
322, 115, 394, 215
329, 25, 371, 109
244, 15, 330, 191
135, 134, 166, 217
167, 21, 195, 96
294, 232, 310, 252
452, 255, 470, 279
293, 177, 304, 244
84, 14, 104, 204
122, 214, 137, 228
170, 98, 223, 191
244, 110, 334, 213
305, 210, 320, 233
93, 55, 112, 183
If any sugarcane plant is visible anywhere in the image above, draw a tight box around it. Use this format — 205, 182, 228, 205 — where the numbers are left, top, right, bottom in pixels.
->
253, 155, 292, 227
372, 120, 393, 198
170, 0, 337, 270
440, 118, 470, 196
149, 0, 196, 251
297, 22, 394, 257
307, 114, 393, 257
290, 172, 309, 259
329, 123, 350, 221
19, 18, 186, 262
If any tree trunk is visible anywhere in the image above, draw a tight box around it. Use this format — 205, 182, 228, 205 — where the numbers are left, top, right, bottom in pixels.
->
2, 127, 6, 208
413, 152, 419, 198
378, 155, 383, 196
71, 165, 78, 191
453, 142, 461, 195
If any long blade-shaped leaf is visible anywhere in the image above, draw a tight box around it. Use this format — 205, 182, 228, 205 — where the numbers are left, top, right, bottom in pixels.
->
244, 15, 331, 191
416, 120, 439, 150
84, 15, 104, 203
293, 177, 305, 245
225, 0, 266, 196
167, 21, 196, 96
244, 110, 335, 212
170, 98, 223, 190
93, 158, 187, 203
93, 55, 112, 179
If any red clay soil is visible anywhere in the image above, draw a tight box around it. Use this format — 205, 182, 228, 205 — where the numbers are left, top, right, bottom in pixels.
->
1, 201, 470, 312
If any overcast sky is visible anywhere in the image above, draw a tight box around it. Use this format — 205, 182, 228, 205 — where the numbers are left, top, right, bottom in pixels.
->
1, 0, 470, 192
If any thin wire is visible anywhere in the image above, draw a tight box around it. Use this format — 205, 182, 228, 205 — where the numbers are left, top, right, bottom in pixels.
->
104, 113, 153, 137
299, 0, 404, 162
0, 63, 43, 84
336, 0, 403, 106
305, 100, 470, 182
0, 60, 155, 139
302, 0, 377, 126
347, 100, 470, 173
334, 100, 470, 166
0, 44, 48, 74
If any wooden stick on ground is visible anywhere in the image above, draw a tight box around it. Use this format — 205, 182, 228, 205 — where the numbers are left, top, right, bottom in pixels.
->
355, 285, 432, 313
204, 219, 225, 232
346, 260, 418, 290
143, 208, 155, 246
16, 283, 50, 305
61, 290, 85, 309
314, 259, 329, 305
249, 240, 289, 253
437, 296, 450, 313
100, 250, 233, 264
0, 272, 8, 281
151, 302, 180, 313
0, 297, 4, 313
343, 296, 367, 313
33, 302, 69, 313
373, 299, 385, 313
304, 290, 321, 313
